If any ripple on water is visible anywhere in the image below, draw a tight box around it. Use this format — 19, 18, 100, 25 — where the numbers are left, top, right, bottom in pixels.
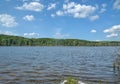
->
0, 47, 120, 84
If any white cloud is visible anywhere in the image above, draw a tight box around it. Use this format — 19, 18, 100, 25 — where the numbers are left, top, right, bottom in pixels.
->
102, 4, 107, 8
51, 14, 55, 18
47, 3, 56, 10
56, 2, 96, 19
100, 8, 106, 13
113, 0, 120, 10
91, 29, 97, 33
103, 24, 120, 33
0, 30, 17, 36
90, 15, 99, 21
15, 2, 44, 12
0, 14, 18, 27
54, 29, 69, 38
103, 24, 120, 38
100, 3, 107, 13
56, 10, 64, 16
24, 32, 39, 38
106, 33, 118, 38
23, 15, 35, 21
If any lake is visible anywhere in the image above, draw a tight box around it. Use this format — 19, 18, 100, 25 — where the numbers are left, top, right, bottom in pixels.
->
0, 47, 120, 84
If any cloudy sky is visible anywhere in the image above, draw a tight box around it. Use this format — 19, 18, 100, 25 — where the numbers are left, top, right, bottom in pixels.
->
0, 0, 120, 41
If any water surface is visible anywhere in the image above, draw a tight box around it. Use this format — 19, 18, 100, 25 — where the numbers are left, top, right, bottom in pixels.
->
0, 47, 120, 84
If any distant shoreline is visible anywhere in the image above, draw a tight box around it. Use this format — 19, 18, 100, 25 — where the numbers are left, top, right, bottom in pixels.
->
0, 34, 120, 46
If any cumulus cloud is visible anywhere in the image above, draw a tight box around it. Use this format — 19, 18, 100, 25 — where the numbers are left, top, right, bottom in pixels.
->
47, 3, 56, 10
103, 24, 120, 38
54, 29, 69, 38
103, 25, 120, 33
91, 29, 97, 33
56, 10, 64, 16
100, 3, 107, 13
23, 15, 35, 21
56, 2, 96, 19
113, 0, 120, 10
106, 33, 118, 38
90, 15, 99, 21
15, 2, 44, 12
0, 30, 17, 36
24, 32, 39, 38
0, 14, 17, 27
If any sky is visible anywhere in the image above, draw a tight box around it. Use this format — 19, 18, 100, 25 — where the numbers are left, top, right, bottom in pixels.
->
0, 0, 120, 41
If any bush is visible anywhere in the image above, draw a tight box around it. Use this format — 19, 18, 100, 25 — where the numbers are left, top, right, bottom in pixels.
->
65, 77, 78, 84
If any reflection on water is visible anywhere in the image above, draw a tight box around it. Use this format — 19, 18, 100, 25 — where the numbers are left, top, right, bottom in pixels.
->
0, 46, 120, 84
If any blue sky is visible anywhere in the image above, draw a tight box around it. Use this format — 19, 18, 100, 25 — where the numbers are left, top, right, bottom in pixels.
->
0, 0, 120, 41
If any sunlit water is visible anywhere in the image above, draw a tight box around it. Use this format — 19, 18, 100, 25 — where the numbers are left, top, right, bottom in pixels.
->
0, 46, 120, 84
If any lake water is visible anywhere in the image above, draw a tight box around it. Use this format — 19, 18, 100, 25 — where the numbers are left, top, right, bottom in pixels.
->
0, 47, 120, 84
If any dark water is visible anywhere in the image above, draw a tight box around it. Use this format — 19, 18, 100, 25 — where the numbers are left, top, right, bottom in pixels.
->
0, 47, 120, 84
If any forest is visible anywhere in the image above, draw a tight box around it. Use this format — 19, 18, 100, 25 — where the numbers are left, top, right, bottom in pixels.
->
0, 34, 120, 46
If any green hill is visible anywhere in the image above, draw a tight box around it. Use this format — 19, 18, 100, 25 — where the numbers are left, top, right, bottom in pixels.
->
0, 34, 120, 46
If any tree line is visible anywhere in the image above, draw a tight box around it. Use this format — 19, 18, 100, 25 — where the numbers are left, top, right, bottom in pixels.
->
0, 34, 120, 46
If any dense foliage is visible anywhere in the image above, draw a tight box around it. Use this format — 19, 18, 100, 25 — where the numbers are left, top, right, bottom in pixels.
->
0, 34, 120, 46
